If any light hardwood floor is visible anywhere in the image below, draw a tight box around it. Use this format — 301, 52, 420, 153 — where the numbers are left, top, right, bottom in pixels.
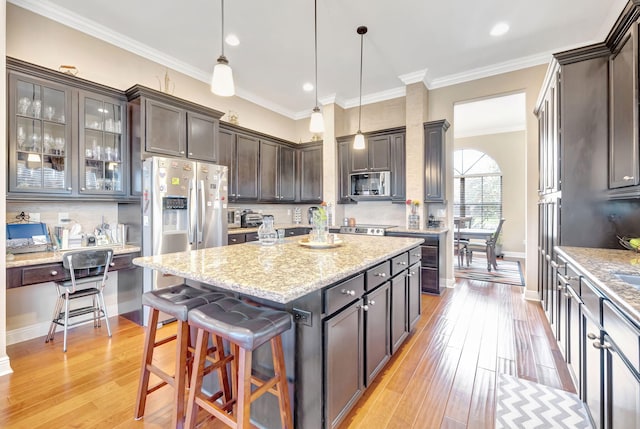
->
0, 277, 573, 429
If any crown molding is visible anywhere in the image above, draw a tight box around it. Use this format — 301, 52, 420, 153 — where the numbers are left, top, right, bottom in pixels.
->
342, 86, 406, 109
429, 51, 552, 89
398, 69, 428, 85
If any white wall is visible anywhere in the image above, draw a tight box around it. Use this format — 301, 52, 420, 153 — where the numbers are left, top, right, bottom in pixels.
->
455, 131, 527, 256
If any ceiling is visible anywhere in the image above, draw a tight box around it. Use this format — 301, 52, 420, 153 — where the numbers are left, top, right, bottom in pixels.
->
11, 0, 628, 120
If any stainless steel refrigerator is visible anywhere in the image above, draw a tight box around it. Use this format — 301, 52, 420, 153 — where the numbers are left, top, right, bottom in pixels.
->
141, 156, 228, 323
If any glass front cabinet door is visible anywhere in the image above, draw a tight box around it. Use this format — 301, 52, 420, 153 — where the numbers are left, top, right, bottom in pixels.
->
79, 93, 126, 195
9, 73, 72, 194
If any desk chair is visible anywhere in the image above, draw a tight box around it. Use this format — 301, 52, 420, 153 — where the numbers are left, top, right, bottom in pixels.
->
464, 218, 505, 272
45, 248, 114, 352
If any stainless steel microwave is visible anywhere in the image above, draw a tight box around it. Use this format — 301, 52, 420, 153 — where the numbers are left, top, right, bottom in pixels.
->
349, 171, 391, 197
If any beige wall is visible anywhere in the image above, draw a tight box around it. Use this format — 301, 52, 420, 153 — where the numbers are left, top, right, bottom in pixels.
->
455, 131, 527, 256
7, 5, 298, 142
428, 65, 548, 295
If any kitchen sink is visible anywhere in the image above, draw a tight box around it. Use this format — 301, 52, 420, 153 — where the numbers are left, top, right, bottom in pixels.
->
612, 272, 640, 289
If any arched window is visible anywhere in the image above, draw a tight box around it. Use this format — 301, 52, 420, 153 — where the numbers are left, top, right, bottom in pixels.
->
453, 149, 502, 229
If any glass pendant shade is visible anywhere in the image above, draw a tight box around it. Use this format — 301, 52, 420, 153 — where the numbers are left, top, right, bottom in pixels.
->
211, 56, 235, 97
309, 107, 325, 133
353, 132, 365, 150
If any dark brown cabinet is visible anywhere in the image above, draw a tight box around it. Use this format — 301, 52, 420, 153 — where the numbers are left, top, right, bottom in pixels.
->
609, 24, 638, 190
583, 308, 604, 429
7, 58, 128, 200
259, 140, 295, 202
337, 127, 405, 204
364, 282, 390, 386
218, 128, 259, 202
424, 120, 449, 203
390, 134, 406, 203
324, 299, 363, 429
407, 262, 421, 330
351, 135, 391, 172
299, 143, 323, 203
126, 85, 223, 162
390, 273, 408, 354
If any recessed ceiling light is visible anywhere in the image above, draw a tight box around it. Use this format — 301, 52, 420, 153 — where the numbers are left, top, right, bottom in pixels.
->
225, 34, 240, 46
490, 22, 509, 37
303, 82, 314, 92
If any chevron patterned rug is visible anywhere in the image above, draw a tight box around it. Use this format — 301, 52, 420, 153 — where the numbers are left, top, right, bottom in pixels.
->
455, 256, 524, 286
495, 374, 592, 428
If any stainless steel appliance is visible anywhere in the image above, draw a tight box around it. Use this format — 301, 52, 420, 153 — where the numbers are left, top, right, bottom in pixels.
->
339, 224, 396, 236
141, 156, 227, 322
349, 171, 390, 198
227, 207, 242, 229
241, 212, 263, 228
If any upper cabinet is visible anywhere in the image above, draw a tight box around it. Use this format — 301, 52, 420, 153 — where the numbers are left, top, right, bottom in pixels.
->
609, 23, 639, 190
337, 127, 405, 204
218, 126, 259, 202
7, 58, 128, 200
126, 85, 223, 161
259, 140, 296, 202
424, 120, 449, 203
299, 142, 323, 203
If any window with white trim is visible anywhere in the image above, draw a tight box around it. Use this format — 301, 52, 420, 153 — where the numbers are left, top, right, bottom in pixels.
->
453, 149, 502, 229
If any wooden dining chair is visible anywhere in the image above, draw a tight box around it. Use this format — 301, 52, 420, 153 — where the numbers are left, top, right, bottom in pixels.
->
464, 218, 505, 272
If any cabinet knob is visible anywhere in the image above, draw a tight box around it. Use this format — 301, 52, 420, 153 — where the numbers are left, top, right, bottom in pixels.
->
50, 270, 58, 276
67, 187, 72, 191
361, 305, 369, 312
375, 272, 386, 278
81, 187, 86, 191
188, 152, 193, 156
110, 262, 115, 267
623, 176, 635, 181
407, 273, 413, 277
587, 332, 598, 340
180, 151, 185, 155
369, 300, 375, 306
341, 289, 355, 296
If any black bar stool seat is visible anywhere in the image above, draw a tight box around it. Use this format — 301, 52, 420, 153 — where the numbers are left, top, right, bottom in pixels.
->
135, 284, 232, 429
185, 297, 293, 429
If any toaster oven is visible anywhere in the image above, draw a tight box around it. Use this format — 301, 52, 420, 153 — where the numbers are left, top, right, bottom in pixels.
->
227, 207, 241, 229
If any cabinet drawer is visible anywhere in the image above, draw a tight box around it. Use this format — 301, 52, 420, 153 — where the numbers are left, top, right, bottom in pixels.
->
22, 263, 68, 285
580, 278, 603, 323
421, 245, 438, 267
324, 274, 365, 316
228, 234, 246, 245
110, 253, 136, 271
603, 300, 640, 372
245, 232, 260, 242
391, 252, 409, 277
285, 228, 310, 237
366, 261, 391, 291
408, 246, 422, 265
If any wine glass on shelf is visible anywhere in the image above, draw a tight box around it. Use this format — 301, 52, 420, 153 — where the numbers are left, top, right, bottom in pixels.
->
17, 126, 26, 150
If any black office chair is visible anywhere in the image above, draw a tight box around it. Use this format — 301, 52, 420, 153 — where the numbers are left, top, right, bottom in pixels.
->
464, 219, 506, 272
45, 248, 114, 352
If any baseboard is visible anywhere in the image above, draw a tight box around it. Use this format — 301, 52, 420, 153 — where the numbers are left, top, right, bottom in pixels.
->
7, 303, 119, 346
446, 276, 456, 288
524, 289, 541, 301
0, 356, 13, 376
502, 251, 526, 259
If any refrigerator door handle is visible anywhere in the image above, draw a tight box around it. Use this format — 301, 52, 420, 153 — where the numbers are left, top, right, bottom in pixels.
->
198, 179, 205, 244
188, 178, 196, 244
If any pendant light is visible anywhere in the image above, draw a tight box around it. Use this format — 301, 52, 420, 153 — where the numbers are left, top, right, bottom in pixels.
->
353, 26, 368, 150
211, 0, 235, 96
309, 0, 325, 133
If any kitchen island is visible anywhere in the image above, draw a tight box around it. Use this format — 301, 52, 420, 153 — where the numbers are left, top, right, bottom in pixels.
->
133, 234, 424, 429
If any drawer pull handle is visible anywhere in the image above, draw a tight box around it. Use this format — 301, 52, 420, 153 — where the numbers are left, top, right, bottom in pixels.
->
50, 270, 58, 276
407, 273, 413, 277
592, 341, 612, 350
587, 332, 598, 340
567, 276, 579, 281
623, 176, 635, 181
412, 253, 421, 257
341, 289, 355, 296
375, 273, 386, 278
397, 261, 407, 266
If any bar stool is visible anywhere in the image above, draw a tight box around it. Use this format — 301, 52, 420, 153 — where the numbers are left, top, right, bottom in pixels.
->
135, 284, 232, 429
185, 297, 293, 429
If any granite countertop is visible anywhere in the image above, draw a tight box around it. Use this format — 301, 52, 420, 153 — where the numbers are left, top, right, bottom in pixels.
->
556, 246, 640, 323
133, 234, 424, 304
228, 224, 311, 234
386, 226, 449, 235
6, 244, 142, 268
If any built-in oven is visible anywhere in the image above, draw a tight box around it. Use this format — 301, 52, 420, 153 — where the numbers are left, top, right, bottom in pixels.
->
349, 171, 390, 198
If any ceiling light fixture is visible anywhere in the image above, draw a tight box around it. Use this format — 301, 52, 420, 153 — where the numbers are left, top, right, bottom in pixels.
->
309, 0, 325, 134
490, 22, 509, 37
353, 25, 368, 150
211, 0, 235, 96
